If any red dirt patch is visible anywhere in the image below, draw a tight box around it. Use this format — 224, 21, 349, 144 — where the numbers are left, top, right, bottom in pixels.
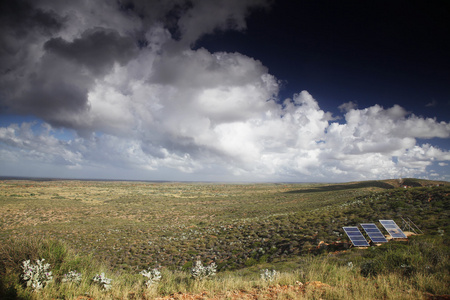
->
153, 281, 331, 299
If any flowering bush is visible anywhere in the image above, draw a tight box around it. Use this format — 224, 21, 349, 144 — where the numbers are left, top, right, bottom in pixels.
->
260, 269, 279, 282
92, 272, 112, 291
62, 270, 82, 284
191, 260, 217, 280
21, 259, 53, 291
140, 268, 161, 288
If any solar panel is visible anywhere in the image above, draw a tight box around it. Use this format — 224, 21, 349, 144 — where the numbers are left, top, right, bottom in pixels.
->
343, 227, 370, 247
361, 223, 388, 243
379, 220, 407, 239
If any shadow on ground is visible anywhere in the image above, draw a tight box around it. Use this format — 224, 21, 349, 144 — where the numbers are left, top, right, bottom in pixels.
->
285, 181, 395, 194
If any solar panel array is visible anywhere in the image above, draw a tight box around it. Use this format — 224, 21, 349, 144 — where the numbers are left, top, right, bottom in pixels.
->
361, 223, 388, 243
379, 220, 407, 238
343, 226, 370, 247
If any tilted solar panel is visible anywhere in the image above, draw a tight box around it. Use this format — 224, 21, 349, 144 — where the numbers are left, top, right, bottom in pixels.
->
361, 223, 388, 243
343, 227, 370, 247
379, 220, 407, 239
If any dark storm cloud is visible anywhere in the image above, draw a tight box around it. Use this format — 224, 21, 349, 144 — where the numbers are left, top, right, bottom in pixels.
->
0, 0, 63, 38
0, 1, 137, 130
16, 73, 90, 127
4, 47, 95, 131
44, 28, 137, 76
0, 0, 63, 74
0, 0, 268, 128
0, 0, 448, 182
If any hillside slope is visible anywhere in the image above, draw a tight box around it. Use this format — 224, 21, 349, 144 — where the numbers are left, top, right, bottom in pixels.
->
0, 179, 448, 299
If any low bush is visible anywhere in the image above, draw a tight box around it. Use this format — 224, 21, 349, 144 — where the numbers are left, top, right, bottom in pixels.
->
21, 259, 53, 291
0, 237, 102, 299
61, 270, 82, 284
0, 181, 448, 299
260, 269, 279, 282
191, 260, 217, 280
140, 267, 161, 288
92, 273, 113, 291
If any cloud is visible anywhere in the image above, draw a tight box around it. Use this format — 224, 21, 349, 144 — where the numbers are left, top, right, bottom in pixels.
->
338, 101, 357, 112
0, 0, 271, 126
44, 28, 137, 76
0, 122, 82, 167
426, 99, 437, 107
176, 0, 271, 45
0, 0, 449, 181
1, 93, 449, 181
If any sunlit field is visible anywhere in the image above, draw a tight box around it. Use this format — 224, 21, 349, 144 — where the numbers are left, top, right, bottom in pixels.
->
1, 178, 449, 299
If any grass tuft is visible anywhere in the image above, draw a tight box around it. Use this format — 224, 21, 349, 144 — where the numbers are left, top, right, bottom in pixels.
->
0, 179, 448, 299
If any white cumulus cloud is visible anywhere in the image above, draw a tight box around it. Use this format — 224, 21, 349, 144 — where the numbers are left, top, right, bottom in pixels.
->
0, 0, 449, 181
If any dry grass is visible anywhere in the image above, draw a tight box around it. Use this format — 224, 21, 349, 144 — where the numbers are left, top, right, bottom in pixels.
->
0, 179, 448, 299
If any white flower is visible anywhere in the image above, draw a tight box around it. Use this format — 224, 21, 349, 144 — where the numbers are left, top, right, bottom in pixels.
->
62, 270, 82, 284
92, 272, 112, 291
140, 268, 161, 288
21, 259, 53, 291
191, 261, 217, 280
260, 269, 278, 282
347, 262, 354, 270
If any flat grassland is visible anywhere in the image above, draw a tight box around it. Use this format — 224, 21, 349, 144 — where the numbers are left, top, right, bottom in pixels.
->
0, 178, 449, 299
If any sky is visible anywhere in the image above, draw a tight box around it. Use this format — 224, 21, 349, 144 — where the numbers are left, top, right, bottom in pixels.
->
0, 0, 449, 182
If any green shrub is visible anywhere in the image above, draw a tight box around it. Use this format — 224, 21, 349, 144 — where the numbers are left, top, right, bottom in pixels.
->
0, 237, 100, 299
244, 258, 258, 267
360, 259, 382, 277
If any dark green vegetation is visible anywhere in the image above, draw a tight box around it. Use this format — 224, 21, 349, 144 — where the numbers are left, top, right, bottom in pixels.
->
0, 178, 449, 299
0, 238, 98, 299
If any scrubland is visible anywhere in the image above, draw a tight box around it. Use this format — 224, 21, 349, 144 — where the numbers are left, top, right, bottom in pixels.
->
0, 178, 448, 299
